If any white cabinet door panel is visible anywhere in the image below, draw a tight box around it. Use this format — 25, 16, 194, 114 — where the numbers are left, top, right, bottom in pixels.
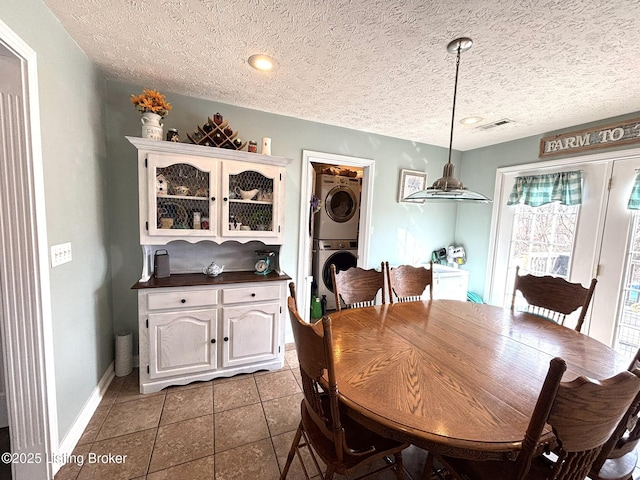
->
222, 303, 279, 368
148, 309, 217, 379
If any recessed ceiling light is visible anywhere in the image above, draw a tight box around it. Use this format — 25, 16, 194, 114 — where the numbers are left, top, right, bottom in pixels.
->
248, 54, 277, 72
460, 116, 483, 125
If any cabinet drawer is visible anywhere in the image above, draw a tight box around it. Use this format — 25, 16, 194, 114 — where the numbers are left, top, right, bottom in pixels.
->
147, 290, 218, 310
222, 285, 281, 304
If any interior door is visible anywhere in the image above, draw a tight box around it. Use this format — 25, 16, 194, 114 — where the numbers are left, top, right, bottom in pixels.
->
589, 156, 640, 351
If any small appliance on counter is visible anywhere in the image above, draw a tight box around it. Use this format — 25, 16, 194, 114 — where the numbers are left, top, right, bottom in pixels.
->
432, 245, 466, 267
154, 249, 170, 278
254, 250, 276, 275
432, 248, 447, 265
447, 246, 466, 267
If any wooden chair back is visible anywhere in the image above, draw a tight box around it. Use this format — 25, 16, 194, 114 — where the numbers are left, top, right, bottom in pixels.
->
590, 348, 640, 479
511, 266, 597, 332
287, 297, 369, 461
288, 282, 298, 311
513, 357, 640, 480
385, 261, 433, 303
284, 296, 407, 479
331, 262, 385, 311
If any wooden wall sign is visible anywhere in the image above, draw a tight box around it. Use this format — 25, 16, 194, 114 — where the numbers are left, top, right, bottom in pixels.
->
539, 117, 640, 158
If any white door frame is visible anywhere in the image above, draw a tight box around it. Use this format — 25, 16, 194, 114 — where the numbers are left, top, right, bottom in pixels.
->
296, 151, 374, 324
485, 147, 640, 339
0, 19, 58, 480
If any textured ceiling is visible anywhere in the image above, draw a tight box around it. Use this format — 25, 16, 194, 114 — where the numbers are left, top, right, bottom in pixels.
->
43, 0, 640, 150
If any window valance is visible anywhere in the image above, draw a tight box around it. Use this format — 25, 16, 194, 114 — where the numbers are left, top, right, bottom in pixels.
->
628, 172, 640, 210
507, 170, 583, 207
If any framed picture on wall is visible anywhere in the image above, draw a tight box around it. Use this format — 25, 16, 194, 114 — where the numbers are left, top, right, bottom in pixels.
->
398, 169, 427, 203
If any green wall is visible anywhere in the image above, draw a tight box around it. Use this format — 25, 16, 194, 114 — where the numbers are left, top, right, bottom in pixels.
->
0, 0, 113, 443
106, 80, 463, 343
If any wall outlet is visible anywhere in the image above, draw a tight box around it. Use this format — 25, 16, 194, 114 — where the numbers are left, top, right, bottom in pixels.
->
51, 242, 72, 267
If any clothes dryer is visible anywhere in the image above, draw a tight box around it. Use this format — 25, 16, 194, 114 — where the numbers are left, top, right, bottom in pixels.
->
312, 239, 358, 311
313, 174, 361, 239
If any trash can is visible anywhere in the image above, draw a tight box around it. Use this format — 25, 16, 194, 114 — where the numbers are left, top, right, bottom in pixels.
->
115, 330, 133, 377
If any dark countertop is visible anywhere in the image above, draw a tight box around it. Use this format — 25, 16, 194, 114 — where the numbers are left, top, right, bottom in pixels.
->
132, 270, 291, 289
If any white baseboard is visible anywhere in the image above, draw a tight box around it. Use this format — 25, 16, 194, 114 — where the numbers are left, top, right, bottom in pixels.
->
51, 361, 115, 475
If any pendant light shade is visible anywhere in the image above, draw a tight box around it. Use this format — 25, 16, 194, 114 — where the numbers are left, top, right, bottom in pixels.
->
407, 38, 492, 203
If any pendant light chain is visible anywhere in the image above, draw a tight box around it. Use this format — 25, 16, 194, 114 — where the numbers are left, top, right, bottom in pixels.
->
447, 45, 462, 166
404, 37, 492, 202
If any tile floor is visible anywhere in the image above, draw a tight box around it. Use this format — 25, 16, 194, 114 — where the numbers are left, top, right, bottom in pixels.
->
53, 345, 433, 480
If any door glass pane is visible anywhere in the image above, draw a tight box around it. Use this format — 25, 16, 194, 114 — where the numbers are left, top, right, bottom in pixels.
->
613, 212, 640, 360
505, 202, 580, 307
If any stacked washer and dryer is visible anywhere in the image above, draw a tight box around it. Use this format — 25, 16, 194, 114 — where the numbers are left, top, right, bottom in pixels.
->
312, 174, 362, 311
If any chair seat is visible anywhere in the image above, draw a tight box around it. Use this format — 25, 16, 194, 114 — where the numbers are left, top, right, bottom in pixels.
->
590, 448, 638, 480
301, 402, 407, 474
440, 452, 561, 480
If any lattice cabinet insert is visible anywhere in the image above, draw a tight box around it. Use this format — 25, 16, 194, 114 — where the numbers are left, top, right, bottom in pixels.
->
130, 137, 289, 245
152, 158, 216, 236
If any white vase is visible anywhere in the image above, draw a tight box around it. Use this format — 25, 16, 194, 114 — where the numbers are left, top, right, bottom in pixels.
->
141, 112, 163, 140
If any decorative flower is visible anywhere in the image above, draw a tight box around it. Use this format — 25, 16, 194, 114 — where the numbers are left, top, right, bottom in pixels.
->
130, 89, 172, 118
310, 194, 322, 214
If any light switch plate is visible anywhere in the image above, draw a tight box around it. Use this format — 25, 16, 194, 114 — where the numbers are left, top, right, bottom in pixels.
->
51, 242, 72, 267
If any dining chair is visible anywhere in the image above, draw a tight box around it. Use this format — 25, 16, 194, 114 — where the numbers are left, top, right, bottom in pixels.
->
427, 356, 640, 480
288, 281, 298, 310
385, 261, 433, 303
589, 348, 640, 480
331, 262, 386, 311
511, 265, 597, 332
281, 297, 408, 480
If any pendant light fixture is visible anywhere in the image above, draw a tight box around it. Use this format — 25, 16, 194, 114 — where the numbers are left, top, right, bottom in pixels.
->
407, 37, 492, 203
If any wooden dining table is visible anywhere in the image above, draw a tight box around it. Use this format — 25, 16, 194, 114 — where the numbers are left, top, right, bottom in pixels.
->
329, 299, 628, 461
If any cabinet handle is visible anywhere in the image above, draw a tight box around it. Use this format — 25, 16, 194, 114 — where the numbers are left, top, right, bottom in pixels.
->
211, 196, 216, 202
224, 337, 229, 342
223, 197, 228, 202
211, 339, 216, 344
181, 299, 186, 303
251, 293, 256, 297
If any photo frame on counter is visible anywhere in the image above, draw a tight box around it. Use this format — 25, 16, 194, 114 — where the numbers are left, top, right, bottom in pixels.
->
397, 169, 427, 203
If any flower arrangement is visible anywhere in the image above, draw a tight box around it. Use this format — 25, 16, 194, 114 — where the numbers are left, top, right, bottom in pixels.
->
130, 89, 172, 118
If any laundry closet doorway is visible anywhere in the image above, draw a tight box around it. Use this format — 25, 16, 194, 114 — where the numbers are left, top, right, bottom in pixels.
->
295, 151, 374, 325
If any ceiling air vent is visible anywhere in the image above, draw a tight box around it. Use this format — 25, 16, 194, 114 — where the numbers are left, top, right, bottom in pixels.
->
476, 118, 514, 130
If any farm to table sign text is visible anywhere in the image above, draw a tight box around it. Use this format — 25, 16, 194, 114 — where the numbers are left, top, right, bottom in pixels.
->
540, 117, 640, 158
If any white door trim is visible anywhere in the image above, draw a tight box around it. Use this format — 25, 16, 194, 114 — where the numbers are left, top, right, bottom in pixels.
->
296, 151, 374, 325
0, 19, 57, 479
485, 146, 640, 306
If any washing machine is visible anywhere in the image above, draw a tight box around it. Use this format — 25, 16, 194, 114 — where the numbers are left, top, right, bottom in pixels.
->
312, 239, 358, 311
314, 174, 361, 239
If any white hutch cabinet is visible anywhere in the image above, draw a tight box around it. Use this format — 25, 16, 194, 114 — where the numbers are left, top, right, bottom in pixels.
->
128, 137, 292, 394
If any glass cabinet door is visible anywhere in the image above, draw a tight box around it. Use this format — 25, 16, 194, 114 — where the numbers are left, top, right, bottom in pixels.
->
148, 154, 217, 239
221, 161, 280, 238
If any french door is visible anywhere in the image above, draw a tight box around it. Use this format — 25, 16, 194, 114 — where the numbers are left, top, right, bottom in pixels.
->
590, 158, 640, 354
487, 149, 640, 361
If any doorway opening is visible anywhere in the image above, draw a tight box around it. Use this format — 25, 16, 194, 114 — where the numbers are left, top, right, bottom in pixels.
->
295, 151, 374, 326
